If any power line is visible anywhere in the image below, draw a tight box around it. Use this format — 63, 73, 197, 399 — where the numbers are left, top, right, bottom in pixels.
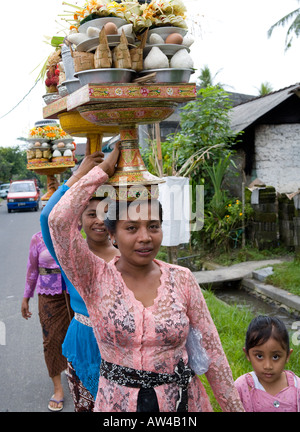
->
0, 79, 41, 121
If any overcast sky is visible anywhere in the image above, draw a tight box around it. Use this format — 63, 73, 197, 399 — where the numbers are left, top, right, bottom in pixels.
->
0, 0, 299, 148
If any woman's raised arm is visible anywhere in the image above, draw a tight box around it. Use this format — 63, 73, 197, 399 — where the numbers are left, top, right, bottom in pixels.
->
48, 145, 119, 302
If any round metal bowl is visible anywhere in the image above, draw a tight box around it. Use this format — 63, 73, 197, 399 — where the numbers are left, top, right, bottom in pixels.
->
34, 119, 58, 127
138, 68, 194, 83
57, 83, 69, 97
147, 26, 187, 42
77, 35, 135, 52
143, 43, 190, 58
63, 79, 82, 94
78, 17, 127, 33
42, 93, 61, 105
75, 68, 136, 85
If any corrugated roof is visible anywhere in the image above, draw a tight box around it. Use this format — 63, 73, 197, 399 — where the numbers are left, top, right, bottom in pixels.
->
230, 83, 300, 133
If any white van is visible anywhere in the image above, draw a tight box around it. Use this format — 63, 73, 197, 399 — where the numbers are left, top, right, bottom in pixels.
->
0, 183, 10, 199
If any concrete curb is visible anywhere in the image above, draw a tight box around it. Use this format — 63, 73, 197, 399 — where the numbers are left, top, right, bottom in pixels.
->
242, 277, 300, 316
192, 258, 300, 317
193, 259, 285, 288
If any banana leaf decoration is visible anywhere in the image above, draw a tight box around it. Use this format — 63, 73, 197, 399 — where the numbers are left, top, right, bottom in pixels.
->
112, 30, 132, 69
130, 28, 148, 72
94, 27, 112, 69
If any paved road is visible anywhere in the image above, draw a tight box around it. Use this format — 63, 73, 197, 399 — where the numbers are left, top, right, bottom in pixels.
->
0, 200, 74, 412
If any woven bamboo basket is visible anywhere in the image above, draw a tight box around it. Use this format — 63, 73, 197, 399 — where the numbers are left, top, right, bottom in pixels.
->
73, 51, 95, 72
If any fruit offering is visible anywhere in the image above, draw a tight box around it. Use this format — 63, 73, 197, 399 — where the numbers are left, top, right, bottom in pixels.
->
45, 49, 62, 93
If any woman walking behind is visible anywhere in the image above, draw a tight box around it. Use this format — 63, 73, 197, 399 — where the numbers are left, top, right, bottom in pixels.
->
21, 231, 72, 411
40, 150, 119, 411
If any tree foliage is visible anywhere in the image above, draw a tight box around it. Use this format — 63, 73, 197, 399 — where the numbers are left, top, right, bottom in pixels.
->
165, 85, 239, 180
257, 81, 273, 96
143, 85, 241, 185
197, 64, 223, 89
142, 85, 246, 249
268, 4, 300, 51
0, 146, 42, 185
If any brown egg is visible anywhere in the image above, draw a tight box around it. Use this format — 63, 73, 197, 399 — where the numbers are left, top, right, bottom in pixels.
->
165, 33, 183, 45
57, 142, 65, 148
104, 22, 118, 35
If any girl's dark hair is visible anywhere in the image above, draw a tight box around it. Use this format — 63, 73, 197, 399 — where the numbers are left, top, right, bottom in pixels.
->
104, 199, 163, 234
244, 315, 290, 354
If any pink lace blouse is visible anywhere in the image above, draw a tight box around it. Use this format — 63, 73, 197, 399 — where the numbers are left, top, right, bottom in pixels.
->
24, 231, 64, 298
49, 166, 244, 412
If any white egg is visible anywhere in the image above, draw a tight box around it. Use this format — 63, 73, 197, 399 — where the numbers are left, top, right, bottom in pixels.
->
52, 150, 62, 157
86, 26, 100, 38
170, 49, 194, 69
63, 149, 73, 156
149, 33, 165, 45
117, 24, 133, 37
182, 34, 194, 47
67, 33, 88, 45
144, 47, 169, 70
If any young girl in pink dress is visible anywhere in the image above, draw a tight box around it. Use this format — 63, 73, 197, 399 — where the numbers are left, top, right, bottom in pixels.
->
49, 146, 244, 412
235, 315, 300, 412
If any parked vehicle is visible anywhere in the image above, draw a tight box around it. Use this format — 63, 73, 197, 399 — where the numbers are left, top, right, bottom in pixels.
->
7, 179, 40, 213
0, 183, 10, 199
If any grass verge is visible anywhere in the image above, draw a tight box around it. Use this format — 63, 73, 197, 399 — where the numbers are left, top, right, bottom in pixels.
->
265, 260, 300, 296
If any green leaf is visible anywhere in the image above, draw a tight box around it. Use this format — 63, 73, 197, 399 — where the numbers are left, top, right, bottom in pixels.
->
51, 36, 65, 47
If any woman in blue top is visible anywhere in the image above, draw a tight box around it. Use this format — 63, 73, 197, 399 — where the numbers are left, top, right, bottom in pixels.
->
40, 150, 119, 411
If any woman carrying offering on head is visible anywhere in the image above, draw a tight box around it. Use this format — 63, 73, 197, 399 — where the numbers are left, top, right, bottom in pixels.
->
48, 144, 244, 412
40, 150, 119, 411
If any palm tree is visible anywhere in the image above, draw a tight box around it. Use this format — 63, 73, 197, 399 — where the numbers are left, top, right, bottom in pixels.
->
257, 82, 273, 96
197, 65, 223, 88
268, 4, 300, 51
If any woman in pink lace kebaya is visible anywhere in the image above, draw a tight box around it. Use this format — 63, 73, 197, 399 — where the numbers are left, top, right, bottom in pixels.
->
49, 148, 244, 412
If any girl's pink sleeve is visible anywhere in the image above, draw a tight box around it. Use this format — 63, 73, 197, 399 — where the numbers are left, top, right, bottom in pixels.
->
186, 271, 244, 412
24, 234, 39, 298
48, 166, 109, 301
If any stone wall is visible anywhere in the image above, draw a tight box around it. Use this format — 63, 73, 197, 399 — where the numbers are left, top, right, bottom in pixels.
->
254, 124, 300, 193
248, 188, 300, 251
278, 193, 300, 250
248, 187, 278, 250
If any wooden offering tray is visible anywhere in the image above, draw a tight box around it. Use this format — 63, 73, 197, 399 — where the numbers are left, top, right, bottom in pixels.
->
43, 82, 196, 198
43, 82, 197, 119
